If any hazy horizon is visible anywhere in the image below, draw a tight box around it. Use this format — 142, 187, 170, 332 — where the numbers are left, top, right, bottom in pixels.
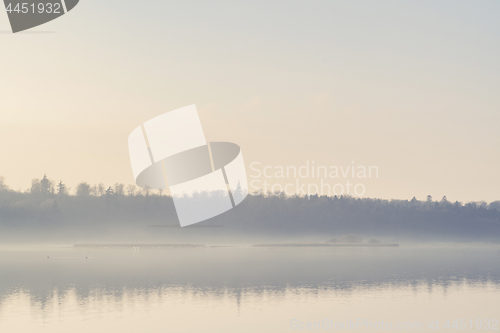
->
1, 0, 499, 203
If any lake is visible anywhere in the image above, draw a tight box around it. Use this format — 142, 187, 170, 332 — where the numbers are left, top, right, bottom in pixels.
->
0, 245, 499, 332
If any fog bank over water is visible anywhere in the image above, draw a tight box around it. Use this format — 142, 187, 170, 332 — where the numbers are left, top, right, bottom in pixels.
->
1, 246, 500, 333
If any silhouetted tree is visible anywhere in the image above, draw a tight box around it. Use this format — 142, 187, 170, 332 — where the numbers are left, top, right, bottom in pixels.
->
142, 186, 150, 197
0, 176, 9, 192
233, 181, 244, 202
105, 186, 114, 196
76, 182, 91, 196
114, 183, 125, 196
126, 184, 136, 196
39, 175, 54, 194
57, 181, 68, 196
490, 201, 500, 212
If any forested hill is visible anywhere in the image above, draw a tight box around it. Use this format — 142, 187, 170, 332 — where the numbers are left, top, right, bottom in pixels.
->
0, 176, 500, 241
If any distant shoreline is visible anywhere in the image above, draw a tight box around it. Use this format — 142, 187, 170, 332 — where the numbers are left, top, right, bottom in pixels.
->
74, 243, 205, 248
253, 243, 399, 247
72, 243, 399, 249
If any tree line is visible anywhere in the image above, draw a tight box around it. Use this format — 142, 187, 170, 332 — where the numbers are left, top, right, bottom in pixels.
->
0, 175, 499, 241
8, 175, 155, 197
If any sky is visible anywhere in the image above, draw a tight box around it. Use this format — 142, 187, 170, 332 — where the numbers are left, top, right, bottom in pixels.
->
1, 0, 499, 202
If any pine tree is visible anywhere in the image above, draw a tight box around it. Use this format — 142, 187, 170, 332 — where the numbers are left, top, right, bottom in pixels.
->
57, 181, 68, 196
40, 175, 53, 194
233, 181, 244, 203
234, 181, 243, 196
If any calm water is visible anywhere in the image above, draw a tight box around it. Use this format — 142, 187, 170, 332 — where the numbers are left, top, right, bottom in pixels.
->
0, 245, 499, 332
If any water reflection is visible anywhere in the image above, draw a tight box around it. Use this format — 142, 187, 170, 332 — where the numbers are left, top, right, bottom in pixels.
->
0, 246, 499, 332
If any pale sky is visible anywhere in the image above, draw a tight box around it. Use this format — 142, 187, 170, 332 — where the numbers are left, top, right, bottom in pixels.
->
1, 0, 499, 202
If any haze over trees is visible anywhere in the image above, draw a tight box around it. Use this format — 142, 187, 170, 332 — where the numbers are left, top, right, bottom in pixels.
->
0, 175, 499, 242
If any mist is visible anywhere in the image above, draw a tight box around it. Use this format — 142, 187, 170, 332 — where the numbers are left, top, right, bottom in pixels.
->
1, 175, 499, 245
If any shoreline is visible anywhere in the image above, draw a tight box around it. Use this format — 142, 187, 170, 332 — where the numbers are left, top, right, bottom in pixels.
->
252, 243, 399, 247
